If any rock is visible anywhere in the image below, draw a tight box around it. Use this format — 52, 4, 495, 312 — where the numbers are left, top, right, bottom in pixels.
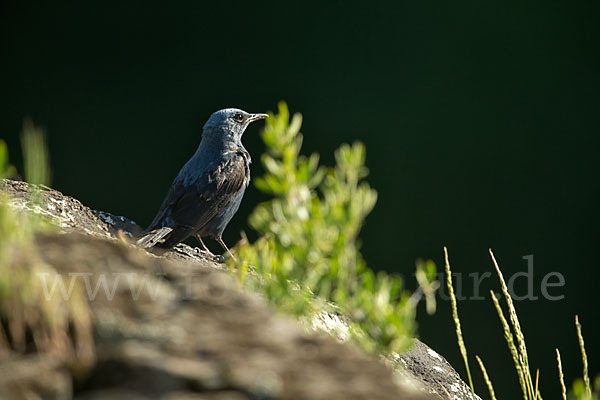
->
0, 179, 478, 399
1, 179, 135, 239
0, 179, 211, 266
29, 233, 428, 400
0, 354, 72, 400
393, 340, 480, 400
311, 313, 479, 400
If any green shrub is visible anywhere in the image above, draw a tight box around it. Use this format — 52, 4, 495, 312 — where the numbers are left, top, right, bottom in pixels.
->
230, 103, 433, 354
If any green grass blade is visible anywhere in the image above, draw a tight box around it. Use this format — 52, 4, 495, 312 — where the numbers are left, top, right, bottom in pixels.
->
489, 249, 534, 396
21, 118, 51, 186
476, 355, 497, 400
490, 290, 528, 399
534, 368, 540, 399
575, 315, 592, 399
444, 247, 475, 397
556, 348, 567, 400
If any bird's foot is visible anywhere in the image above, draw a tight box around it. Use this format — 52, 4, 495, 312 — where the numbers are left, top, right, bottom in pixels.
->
193, 247, 225, 263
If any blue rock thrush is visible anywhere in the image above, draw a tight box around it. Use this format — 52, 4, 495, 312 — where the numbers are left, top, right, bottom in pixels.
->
137, 108, 267, 259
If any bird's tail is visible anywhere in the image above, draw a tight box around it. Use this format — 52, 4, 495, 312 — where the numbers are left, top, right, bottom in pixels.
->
137, 227, 174, 249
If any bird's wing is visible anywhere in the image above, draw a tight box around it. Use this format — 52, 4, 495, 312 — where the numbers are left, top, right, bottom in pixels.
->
142, 179, 188, 233
145, 151, 249, 234
137, 226, 173, 248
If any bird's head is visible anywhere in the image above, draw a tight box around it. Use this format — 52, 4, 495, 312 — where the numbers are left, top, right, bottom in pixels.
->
203, 108, 268, 142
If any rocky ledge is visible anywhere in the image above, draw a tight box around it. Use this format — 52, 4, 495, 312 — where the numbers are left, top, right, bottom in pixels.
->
0, 179, 477, 400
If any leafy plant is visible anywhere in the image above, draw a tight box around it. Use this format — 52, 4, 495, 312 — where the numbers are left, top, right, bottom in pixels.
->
230, 102, 433, 354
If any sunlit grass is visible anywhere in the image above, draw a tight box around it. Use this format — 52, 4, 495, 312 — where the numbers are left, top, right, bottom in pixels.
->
444, 247, 598, 400
443, 246, 475, 396
556, 348, 567, 400
21, 118, 51, 186
476, 355, 497, 400
489, 249, 538, 400
0, 122, 93, 363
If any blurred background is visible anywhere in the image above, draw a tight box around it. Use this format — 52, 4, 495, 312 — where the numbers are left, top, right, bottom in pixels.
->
1, 1, 598, 398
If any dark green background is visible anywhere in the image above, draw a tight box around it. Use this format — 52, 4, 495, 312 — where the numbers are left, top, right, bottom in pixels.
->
1, 1, 598, 397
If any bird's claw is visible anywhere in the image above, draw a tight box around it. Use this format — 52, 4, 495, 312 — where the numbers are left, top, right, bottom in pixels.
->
193, 247, 225, 263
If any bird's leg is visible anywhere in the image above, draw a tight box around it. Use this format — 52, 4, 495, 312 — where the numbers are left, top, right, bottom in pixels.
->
195, 234, 215, 255
194, 234, 209, 252
216, 236, 235, 260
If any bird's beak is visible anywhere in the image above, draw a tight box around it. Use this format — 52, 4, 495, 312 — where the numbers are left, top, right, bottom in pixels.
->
248, 113, 268, 123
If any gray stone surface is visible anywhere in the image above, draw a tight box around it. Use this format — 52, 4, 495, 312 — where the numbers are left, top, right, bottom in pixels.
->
1, 179, 216, 265
393, 340, 480, 400
0, 179, 478, 399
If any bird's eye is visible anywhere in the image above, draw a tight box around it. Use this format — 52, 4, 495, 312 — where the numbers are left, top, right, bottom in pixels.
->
234, 113, 244, 122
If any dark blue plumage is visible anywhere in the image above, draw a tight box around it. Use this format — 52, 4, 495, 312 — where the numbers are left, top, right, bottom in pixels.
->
138, 108, 267, 258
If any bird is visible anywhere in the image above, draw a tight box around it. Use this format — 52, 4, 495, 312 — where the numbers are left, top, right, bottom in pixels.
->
137, 108, 267, 259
